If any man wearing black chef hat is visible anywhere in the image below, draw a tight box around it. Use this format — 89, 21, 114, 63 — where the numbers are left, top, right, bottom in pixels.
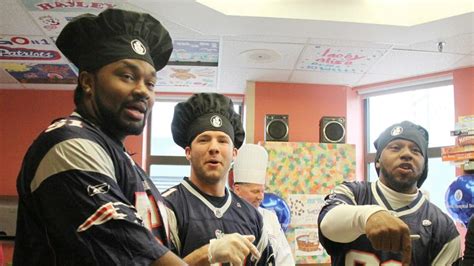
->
14, 9, 256, 266
163, 93, 274, 265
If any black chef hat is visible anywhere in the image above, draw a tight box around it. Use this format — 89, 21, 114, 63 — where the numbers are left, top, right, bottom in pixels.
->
171, 93, 245, 149
374, 121, 429, 187
56, 8, 173, 72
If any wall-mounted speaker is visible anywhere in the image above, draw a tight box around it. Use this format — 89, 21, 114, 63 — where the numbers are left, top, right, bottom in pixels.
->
265, 114, 289, 141
320, 116, 346, 143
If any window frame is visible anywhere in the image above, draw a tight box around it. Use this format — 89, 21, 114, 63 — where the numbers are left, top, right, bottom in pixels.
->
146, 95, 191, 174
362, 76, 454, 180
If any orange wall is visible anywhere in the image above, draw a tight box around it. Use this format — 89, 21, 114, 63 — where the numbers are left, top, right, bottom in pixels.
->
253, 82, 365, 180
0, 89, 74, 196
254, 82, 349, 143
453, 67, 474, 118
453, 67, 474, 175
345, 87, 365, 180
0, 89, 144, 196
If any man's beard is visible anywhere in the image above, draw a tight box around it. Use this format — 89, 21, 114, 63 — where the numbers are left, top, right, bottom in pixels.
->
380, 167, 417, 193
191, 159, 226, 186
95, 93, 146, 137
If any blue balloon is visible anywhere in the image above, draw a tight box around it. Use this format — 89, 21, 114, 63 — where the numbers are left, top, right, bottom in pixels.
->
260, 192, 291, 232
445, 174, 474, 227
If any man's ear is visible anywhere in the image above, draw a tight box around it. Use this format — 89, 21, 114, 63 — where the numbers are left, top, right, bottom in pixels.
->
78, 71, 95, 96
232, 147, 238, 160
233, 183, 240, 193
375, 161, 380, 168
185, 146, 192, 161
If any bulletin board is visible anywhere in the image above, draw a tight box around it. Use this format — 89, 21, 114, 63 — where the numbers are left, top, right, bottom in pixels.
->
262, 142, 356, 264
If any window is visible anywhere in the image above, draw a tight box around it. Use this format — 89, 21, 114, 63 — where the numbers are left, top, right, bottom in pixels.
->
364, 78, 455, 214
147, 95, 243, 192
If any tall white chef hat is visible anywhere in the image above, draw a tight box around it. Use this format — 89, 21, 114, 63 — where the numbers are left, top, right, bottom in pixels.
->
233, 144, 268, 185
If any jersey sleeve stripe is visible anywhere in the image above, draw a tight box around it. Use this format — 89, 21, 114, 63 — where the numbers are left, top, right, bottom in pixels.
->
333, 184, 357, 205
31, 138, 116, 192
166, 206, 181, 255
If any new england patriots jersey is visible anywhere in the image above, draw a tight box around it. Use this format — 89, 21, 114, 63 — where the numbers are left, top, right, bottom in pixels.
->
318, 181, 460, 266
163, 178, 275, 265
14, 113, 169, 265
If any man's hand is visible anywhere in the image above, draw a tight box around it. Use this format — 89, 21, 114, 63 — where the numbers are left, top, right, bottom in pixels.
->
365, 211, 412, 265
208, 233, 261, 265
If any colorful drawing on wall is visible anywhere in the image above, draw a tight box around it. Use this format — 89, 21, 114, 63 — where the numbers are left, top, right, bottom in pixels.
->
294, 228, 330, 263
0, 68, 20, 84
0, 35, 66, 62
156, 65, 217, 88
169, 40, 219, 65
297, 45, 386, 73
23, 0, 120, 36
263, 142, 356, 196
261, 142, 355, 264
0, 62, 77, 84
288, 194, 325, 226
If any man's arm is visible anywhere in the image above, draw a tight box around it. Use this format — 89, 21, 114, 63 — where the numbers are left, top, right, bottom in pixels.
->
318, 184, 412, 264
320, 205, 413, 265
275, 232, 294, 265
260, 209, 294, 265
431, 236, 461, 266
252, 208, 275, 265
151, 251, 187, 266
29, 138, 171, 264
319, 204, 386, 242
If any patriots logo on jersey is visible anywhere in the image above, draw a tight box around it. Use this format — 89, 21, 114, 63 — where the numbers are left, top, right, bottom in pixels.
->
77, 202, 129, 232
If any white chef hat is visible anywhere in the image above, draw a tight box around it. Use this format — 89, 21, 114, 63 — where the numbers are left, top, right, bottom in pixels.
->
233, 144, 268, 185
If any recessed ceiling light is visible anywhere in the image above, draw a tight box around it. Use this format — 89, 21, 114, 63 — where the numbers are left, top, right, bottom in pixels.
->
239, 49, 281, 63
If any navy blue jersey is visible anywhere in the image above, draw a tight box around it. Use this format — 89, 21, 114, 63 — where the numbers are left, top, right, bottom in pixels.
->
318, 181, 460, 266
14, 114, 169, 265
163, 178, 274, 265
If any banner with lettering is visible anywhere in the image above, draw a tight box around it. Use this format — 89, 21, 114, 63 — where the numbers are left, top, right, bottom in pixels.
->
22, 0, 122, 36
170, 40, 219, 65
0, 35, 68, 63
297, 45, 386, 73
156, 65, 217, 89
0, 35, 76, 84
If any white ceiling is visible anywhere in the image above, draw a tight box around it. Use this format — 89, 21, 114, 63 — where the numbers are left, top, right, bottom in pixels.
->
0, 0, 473, 94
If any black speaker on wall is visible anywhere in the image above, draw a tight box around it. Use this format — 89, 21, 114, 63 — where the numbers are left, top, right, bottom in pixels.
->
320, 116, 346, 143
265, 114, 289, 141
